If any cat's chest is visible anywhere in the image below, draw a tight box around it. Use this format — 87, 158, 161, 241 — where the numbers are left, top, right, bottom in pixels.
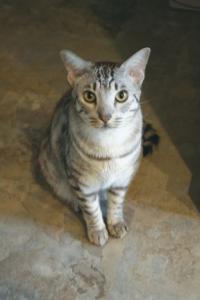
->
82, 145, 141, 190
70, 112, 142, 189
99, 159, 131, 184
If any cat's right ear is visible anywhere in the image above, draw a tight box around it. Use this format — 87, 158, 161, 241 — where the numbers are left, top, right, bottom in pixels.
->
60, 50, 93, 86
120, 48, 151, 87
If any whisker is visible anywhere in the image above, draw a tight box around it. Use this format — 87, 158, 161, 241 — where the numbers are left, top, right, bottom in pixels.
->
140, 99, 151, 105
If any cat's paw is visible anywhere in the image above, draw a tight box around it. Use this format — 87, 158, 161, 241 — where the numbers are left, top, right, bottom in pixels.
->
108, 222, 128, 239
87, 227, 109, 246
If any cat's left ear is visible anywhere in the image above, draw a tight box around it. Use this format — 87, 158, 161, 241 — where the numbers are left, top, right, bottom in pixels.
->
60, 50, 93, 86
120, 48, 151, 87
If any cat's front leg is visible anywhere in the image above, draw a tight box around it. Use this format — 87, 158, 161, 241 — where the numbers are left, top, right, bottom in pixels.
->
107, 186, 128, 239
75, 190, 108, 246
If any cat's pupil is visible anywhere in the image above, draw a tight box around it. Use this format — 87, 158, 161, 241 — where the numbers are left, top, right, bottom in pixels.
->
119, 91, 124, 99
88, 92, 93, 99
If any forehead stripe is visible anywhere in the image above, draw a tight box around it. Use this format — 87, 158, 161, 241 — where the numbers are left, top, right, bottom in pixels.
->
109, 78, 114, 88
93, 82, 97, 91
84, 84, 91, 89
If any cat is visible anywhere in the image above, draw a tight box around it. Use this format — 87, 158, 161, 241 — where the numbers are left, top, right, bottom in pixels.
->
38, 48, 159, 246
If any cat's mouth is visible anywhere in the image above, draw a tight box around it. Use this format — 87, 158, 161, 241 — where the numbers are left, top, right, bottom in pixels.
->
99, 120, 114, 129
89, 121, 112, 129
102, 123, 110, 129
89, 117, 122, 129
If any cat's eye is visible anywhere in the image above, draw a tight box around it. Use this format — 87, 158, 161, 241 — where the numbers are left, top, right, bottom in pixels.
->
115, 90, 128, 103
83, 91, 96, 103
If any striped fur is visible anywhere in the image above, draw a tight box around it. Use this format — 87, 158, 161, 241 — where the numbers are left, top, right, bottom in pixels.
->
143, 122, 160, 156
39, 48, 153, 246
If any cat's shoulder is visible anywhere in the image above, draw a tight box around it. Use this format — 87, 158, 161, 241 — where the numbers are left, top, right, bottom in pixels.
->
55, 90, 72, 111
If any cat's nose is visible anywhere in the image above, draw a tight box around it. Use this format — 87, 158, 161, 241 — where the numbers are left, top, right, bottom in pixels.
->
98, 112, 112, 123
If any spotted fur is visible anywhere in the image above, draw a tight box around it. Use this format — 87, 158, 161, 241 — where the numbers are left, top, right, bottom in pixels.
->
39, 48, 156, 246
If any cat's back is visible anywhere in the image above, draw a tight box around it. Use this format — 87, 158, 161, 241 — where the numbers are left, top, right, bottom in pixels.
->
49, 91, 72, 151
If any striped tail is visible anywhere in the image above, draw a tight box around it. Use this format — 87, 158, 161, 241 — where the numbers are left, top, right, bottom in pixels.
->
142, 122, 160, 156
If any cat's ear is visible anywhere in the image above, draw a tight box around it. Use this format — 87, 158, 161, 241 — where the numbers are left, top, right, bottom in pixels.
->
120, 48, 151, 87
60, 50, 93, 86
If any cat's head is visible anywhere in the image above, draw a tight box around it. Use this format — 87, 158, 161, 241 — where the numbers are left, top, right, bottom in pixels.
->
60, 48, 150, 129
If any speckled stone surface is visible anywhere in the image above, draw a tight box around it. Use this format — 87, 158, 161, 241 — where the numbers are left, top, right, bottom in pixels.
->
0, 1, 200, 299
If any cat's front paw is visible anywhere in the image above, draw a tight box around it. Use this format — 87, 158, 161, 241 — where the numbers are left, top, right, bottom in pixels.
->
87, 227, 109, 246
108, 222, 128, 239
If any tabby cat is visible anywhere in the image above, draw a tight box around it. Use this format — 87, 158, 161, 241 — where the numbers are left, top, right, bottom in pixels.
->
39, 48, 159, 246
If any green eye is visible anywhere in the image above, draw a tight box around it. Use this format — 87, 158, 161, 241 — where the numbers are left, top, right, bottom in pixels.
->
83, 91, 96, 103
115, 90, 128, 103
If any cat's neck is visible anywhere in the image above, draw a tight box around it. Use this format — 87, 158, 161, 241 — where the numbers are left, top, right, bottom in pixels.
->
69, 105, 142, 157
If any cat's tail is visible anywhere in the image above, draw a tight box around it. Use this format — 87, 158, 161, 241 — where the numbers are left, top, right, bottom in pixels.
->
142, 122, 160, 156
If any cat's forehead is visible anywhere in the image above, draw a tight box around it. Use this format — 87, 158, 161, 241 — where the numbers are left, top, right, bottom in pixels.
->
92, 62, 121, 87
79, 61, 133, 91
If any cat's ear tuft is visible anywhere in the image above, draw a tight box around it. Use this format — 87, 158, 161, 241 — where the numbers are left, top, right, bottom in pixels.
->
60, 50, 93, 86
120, 48, 151, 87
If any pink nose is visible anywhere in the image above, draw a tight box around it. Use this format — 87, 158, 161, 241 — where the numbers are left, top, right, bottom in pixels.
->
98, 112, 112, 123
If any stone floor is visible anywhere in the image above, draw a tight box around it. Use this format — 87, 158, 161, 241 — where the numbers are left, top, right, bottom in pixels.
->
0, 0, 200, 299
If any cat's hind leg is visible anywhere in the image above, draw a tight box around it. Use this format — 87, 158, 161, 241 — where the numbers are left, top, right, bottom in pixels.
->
38, 138, 79, 212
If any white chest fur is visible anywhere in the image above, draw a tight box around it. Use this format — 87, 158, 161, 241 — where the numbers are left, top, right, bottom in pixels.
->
70, 109, 143, 191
